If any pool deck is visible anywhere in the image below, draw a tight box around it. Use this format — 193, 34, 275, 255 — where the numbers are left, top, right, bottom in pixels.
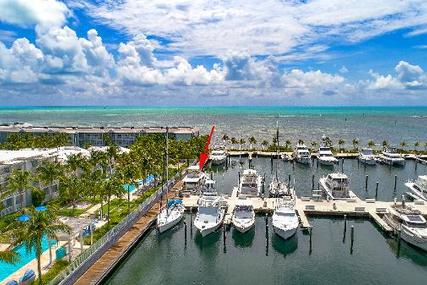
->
182, 190, 427, 234
73, 182, 182, 285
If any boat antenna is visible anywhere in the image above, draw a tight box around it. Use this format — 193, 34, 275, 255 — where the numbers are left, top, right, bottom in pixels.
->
166, 126, 169, 187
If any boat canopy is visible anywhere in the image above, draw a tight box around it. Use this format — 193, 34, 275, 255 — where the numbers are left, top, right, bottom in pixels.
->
167, 199, 183, 208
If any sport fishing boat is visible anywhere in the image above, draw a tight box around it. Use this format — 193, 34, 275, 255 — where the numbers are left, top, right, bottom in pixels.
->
272, 193, 299, 240
293, 143, 311, 164
378, 147, 405, 166
157, 199, 185, 233
319, 172, 357, 200
358, 148, 376, 165
194, 190, 225, 237
383, 204, 427, 251
232, 198, 255, 233
318, 146, 338, 166
209, 149, 228, 165
405, 175, 427, 201
238, 169, 263, 197
269, 177, 290, 198
182, 165, 208, 194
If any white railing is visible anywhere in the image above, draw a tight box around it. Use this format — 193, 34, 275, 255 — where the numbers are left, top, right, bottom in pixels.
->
49, 172, 181, 285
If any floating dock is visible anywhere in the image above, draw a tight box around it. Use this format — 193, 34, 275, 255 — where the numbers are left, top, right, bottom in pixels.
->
182, 191, 427, 233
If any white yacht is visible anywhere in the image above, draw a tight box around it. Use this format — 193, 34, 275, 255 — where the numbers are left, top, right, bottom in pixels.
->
358, 148, 376, 165
318, 146, 338, 166
383, 205, 427, 251
293, 143, 311, 164
157, 199, 185, 233
182, 165, 208, 194
405, 175, 427, 201
272, 198, 299, 240
238, 169, 262, 197
209, 149, 227, 165
319, 172, 357, 200
194, 191, 225, 237
232, 198, 255, 233
378, 147, 405, 166
269, 177, 290, 198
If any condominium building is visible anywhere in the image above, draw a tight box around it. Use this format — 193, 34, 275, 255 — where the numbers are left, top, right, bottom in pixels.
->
0, 124, 199, 148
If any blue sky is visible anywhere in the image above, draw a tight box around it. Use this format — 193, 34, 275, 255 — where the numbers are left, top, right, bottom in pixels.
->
0, 0, 427, 106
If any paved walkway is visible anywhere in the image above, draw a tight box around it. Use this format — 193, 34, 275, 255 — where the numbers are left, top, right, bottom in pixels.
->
74, 183, 181, 285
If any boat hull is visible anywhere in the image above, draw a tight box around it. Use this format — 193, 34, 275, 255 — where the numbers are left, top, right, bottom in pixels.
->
157, 207, 184, 234
273, 224, 298, 240
319, 158, 336, 166
232, 218, 255, 233
197, 221, 223, 237
359, 157, 376, 165
401, 229, 427, 252
296, 157, 310, 164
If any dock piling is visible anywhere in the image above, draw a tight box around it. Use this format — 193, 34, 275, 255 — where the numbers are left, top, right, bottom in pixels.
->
223, 224, 227, 253
341, 159, 344, 172
238, 172, 241, 185
375, 182, 379, 200
309, 228, 313, 254
311, 174, 315, 190
350, 225, 354, 254
265, 213, 269, 256
184, 221, 187, 247
397, 230, 401, 257
343, 214, 347, 243
190, 207, 193, 237
394, 175, 397, 191
288, 174, 291, 185
365, 175, 368, 191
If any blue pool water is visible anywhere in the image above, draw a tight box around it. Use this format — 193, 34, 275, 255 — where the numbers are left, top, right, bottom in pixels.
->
123, 183, 136, 193
123, 175, 155, 193
0, 235, 57, 282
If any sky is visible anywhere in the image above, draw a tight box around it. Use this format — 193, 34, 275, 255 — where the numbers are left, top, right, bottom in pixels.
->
0, 0, 426, 106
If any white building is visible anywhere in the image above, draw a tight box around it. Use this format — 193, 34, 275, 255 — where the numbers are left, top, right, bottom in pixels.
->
0, 147, 90, 216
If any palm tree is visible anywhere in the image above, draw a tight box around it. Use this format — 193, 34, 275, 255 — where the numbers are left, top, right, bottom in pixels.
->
298, 139, 304, 145
248, 136, 257, 150
285, 140, 292, 151
36, 161, 63, 199
400, 140, 407, 150
222, 134, 229, 145
117, 157, 140, 213
338, 139, 345, 152
352, 138, 359, 151
0, 250, 18, 264
261, 140, 269, 150
368, 140, 375, 148
239, 138, 246, 149
101, 175, 125, 223
7, 206, 70, 285
59, 175, 83, 215
414, 141, 420, 153
310, 141, 318, 151
382, 140, 389, 149
7, 169, 32, 209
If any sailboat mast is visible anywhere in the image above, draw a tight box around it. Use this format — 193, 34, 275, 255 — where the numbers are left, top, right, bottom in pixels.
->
166, 126, 169, 183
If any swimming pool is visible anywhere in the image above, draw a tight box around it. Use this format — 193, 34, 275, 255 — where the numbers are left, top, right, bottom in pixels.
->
0, 235, 57, 282
123, 183, 137, 193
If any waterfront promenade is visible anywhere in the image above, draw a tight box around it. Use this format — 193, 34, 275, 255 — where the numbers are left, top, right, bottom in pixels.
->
73, 182, 182, 285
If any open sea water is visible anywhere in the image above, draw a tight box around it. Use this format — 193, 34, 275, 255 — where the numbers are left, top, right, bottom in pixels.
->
0, 106, 426, 147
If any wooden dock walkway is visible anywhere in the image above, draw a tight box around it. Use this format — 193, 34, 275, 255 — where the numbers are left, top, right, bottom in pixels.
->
74, 182, 182, 285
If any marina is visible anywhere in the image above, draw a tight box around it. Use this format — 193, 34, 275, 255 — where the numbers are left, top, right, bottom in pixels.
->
102, 155, 427, 285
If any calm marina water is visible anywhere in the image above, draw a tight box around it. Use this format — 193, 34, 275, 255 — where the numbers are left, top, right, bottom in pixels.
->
1, 106, 427, 147
105, 157, 427, 285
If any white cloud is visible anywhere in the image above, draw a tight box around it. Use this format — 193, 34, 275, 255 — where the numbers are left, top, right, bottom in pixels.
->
0, 0, 69, 29
81, 0, 427, 58
366, 61, 426, 90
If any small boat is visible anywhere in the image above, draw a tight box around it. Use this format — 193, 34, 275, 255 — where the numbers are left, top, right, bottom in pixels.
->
318, 146, 338, 166
319, 172, 357, 200
281, 153, 291, 161
378, 147, 405, 166
232, 198, 255, 233
238, 169, 262, 197
272, 199, 299, 240
383, 204, 427, 251
19, 269, 36, 285
293, 143, 311, 164
194, 191, 225, 237
209, 149, 228, 165
405, 175, 427, 201
269, 177, 290, 198
182, 165, 208, 194
157, 199, 185, 233
358, 148, 376, 165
